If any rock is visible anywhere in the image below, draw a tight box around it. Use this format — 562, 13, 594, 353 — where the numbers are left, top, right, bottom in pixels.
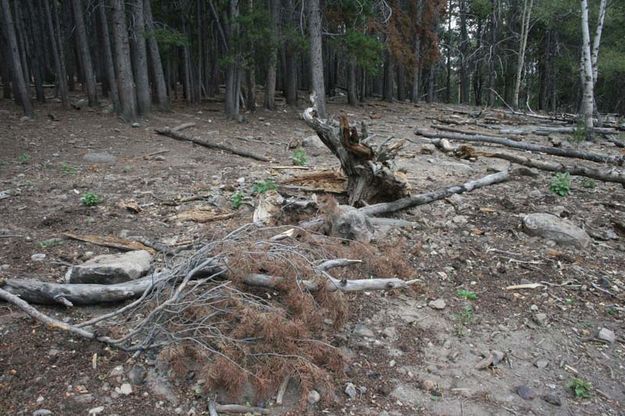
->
533, 313, 548, 325
542, 394, 562, 406
515, 385, 536, 400
131, 122, 141, 128
511, 166, 540, 178
72, 394, 94, 404
353, 324, 375, 338
128, 365, 147, 385
307, 389, 321, 404
534, 359, 549, 369
428, 299, 446, 310
109, 365, 124, 378
302, 135, 324, 148
88, 406, 105, 415
345, 382, 357, 399
597, 328, 616, 343
452, 215, 468, 226
419, 143, 437, 154
119, 383, 133, 395
83, 151, 117, 164
522, 213, 591, 248
65, 250, 152, 284
548, 135, 562, 147
528, 189, 543, 199
31, 253, 46, 262
530, 304, 539, 312
33, 410, 53, 416
381, 327, 397, 339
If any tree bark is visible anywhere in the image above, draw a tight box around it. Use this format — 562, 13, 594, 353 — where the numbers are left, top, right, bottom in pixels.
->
23, 0, 45, 103
71, 0, 98, 106
590, 0, 608, 87
306, 0, 326, 118
97, 2, 120, 112
0, 0, 33, 116
144, 0, 169, 110
110, 0, 138, 122
264, 0, 279, 110
459, 0, 470, 104
224, 0, 241, 118
512, 0, 533, 109
580, 0, 594, 137
347, 59, 358, 105
131, 0, 150, 115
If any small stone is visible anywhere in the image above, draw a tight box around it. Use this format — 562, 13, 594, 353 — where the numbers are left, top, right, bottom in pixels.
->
33, 410, 53, 416
534, 359, 549, 369
83, 151, 117, 164
109, 366, 124, 378
119, 383, 133, 395
530, 304, 539, 312
522, 213, 591, 248
88, 406, 105, 415
597, 328, 616, 343
542, 394, 562, 406
515, 385, 536, 400
31, 253, 46, 261
382, 327, 397, 339
307, 389, 321, 404
345, 382, 357, 399
66, 250, 152, 284
353, 325, 375, 338
131, 122, 140, 128
428, 299, 446, 310
72, 394, 94, 404
128, 365, 147, 385
533, 313, 548, 325
421, 380, 437, 392
36, 396, 44, 404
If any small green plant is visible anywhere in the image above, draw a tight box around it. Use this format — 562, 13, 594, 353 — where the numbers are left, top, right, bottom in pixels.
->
18, 153, 30, 164
38, 238, 64, 249
81, 192, 102, 206
457, 289, 477, 301
568, 378, 592, 399
252, 179, 277, 194
549, 172, 571, 197
606, 306, 618, 316
291, 149, 308, 166
61, 162, 77, 175
571, 120, 587, 143
453, 305, 474, 337
231, 191, 244, 209
580, 177, 596, 189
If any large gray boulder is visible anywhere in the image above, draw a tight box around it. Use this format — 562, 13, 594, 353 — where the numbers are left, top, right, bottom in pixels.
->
522, 213, 591, 248
65, 250, 152, 284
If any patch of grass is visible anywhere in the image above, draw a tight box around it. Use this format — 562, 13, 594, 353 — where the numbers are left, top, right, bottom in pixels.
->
549, 172, 571, 197
291, 149, 308, 166
580, 177, 596, 189
18, 153, 30, 164
81, 192, 103, 206
457, 289, 477, 301
568, 378, 592, 399
231, 191, 244, 209
252, 179, 277, 194
570, 120, 587, 144
606, 306, 618, 316
453, 305, 474, 337
61, 162, 77, 175
38, 238, 64, 249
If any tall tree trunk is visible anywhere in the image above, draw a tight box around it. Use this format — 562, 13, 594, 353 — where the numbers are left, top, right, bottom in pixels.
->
264, 0, 279, 109
306, 0, 326, 118
383, 49, 394, 102
285, 43, 298, 106
512, 0, 533, 109
487, 0, 498, 106
224, 0, 241, 117
459, 0, 469, 104
131, 0, 150, 115
579, 0, 594, 137
97, 1, 120, 112
110, 0, 137, 121
397, 65, 406, 101
590, 0, 607, 87
347, 59, 358, 105
71, 0, 98, 106
0, 44, 11, 99
0, 0, 33, 116
143, 0, 169, 110
24, 0, 45, 103
43, 0, 68, 107
246, 65, 256, 112
446, 0, 452, 103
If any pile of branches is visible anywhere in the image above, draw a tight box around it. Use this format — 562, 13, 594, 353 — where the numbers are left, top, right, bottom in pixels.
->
0, 225, 416, 406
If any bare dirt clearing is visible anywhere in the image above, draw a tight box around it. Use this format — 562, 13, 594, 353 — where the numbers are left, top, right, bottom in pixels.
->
1, 99, 624, 416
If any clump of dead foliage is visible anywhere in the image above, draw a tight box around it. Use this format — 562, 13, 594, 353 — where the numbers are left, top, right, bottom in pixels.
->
91, 225, 416, 406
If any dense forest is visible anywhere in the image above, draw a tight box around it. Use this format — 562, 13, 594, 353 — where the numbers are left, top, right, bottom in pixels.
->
0, 0, 624, 125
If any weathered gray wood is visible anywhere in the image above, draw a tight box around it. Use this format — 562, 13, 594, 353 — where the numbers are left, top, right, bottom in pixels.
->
359, 171, 510, 217
155, 127, 270, 162
416, 128, 624, 165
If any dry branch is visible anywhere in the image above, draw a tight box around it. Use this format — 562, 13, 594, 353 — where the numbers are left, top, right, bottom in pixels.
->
64, 233, 156, 254
359, 171, 510, 217
155, 127, 270, 162
171, 122, 196, 132
415, 128, 624, 165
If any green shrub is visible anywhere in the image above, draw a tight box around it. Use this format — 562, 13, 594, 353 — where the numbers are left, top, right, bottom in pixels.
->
81, 192, 102, 206
549, 172, 571, 197
292, 149, 308, 166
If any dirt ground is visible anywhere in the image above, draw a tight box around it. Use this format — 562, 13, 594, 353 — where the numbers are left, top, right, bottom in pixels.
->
1, 95, 624, 416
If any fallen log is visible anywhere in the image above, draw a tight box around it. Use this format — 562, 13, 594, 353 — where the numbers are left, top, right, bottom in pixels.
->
171, 122, 196, 132
155, 127, 270, 162
415, 128, 624, 165
430, 139, 625, 186
606, 135, 625, 148
359, 170, 510, 217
